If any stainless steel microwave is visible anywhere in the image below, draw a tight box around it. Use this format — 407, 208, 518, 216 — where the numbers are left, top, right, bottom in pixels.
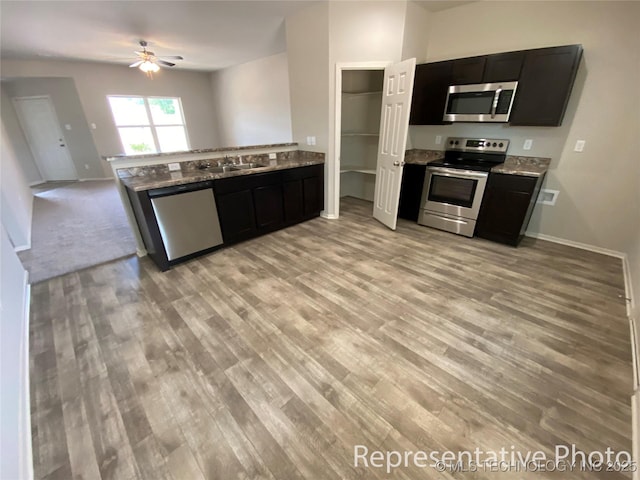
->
443, 81, 518, 123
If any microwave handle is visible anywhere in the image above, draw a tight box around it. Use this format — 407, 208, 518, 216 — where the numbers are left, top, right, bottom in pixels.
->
490, 87, 502, 119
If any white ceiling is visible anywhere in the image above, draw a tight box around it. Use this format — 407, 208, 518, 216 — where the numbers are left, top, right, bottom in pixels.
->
1, 1, 474, 72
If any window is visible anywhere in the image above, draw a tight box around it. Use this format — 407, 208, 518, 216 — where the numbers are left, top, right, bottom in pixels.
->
107, 96, 189, 155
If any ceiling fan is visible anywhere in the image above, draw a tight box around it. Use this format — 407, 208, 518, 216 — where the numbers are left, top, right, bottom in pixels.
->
129, 40, 183, 74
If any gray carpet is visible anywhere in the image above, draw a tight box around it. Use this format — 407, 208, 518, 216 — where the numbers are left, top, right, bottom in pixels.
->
18, 180, 137, 284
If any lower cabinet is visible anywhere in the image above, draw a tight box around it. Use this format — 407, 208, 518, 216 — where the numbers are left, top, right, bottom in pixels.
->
398, 164, 427, 221
215, 164, 324, 246
216, 189, 257, 244
476, 173, 545, 246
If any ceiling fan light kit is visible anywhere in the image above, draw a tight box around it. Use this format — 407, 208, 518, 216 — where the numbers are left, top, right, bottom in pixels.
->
128, 40, 182, 76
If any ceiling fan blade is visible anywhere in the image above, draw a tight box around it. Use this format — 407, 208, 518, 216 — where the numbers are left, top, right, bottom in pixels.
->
156, 59, 176, 67
158, 55, 183, 60
129, 60, 144, 68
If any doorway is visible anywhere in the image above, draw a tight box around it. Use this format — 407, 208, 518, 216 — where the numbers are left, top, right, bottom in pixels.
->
13, 95, 77, 181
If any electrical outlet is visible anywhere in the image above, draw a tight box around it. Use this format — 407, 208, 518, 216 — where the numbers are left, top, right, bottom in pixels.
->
65, 124, 72, 130
167, 162, 181, 172
435, 135, 442, 145
306, 136, 312, 145
310, 136, 316, 146
268, 153, 277, 160
574, 140, 585, 152
523, 139, 533, 150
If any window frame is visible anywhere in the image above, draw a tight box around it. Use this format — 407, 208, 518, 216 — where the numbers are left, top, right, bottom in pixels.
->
107, 95, 191, 155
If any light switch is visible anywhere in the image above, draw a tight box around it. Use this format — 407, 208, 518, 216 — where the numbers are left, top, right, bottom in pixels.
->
65, 124, 72, 130
435, 135, 442, 145
268, 153, 277, 159
90, 123, 97, 130
574, 140, 585, 152
167, 162, 181, 172
523, 139, 533, 150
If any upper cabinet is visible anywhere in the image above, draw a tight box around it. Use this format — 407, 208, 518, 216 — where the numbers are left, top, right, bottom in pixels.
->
508, 45, 583, 126
483, 51, 525, 82
409, 44, 582, 127
410, 61, 453, 126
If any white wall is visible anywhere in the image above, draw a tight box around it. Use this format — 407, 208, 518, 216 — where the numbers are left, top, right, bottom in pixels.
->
210, 53, 292, 147
411, 1, 640, 258
286, 1, 330, 211
0, 225, 31, 480
3, 77, 105, 179
1, 59, 220, 160
0, 83, 41, 184
1, 118, 34, 250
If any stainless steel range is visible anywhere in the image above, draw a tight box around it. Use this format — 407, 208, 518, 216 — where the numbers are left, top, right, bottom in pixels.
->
418, 137, 509, 237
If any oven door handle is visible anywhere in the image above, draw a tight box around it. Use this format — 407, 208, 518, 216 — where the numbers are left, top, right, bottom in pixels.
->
427, 167, 489, 179
490, 87, 502, 119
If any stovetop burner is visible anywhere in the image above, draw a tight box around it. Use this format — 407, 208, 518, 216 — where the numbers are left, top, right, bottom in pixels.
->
429, 137, 510, 172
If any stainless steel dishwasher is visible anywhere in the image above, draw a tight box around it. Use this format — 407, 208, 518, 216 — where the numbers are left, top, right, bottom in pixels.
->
148, 181, 223, 261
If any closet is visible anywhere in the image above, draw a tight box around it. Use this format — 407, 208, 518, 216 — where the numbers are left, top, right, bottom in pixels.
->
339, 70, 384, 201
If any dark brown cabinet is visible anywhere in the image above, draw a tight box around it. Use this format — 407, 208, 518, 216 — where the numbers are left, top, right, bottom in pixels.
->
410, 61, 452, 125
509, 45, 582, 126
216, 189, 257, 244
451, 56, 486, 85
483, 51, 525, 82
398, 164, 427, 221
409, 44, 582, 126
476, 173, 545, 246
215, 164, 323, 246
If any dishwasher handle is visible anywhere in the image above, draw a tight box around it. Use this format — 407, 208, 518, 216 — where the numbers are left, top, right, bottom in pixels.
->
148, 180, 214, 198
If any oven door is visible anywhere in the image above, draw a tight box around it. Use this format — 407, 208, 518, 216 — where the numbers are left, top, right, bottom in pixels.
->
421, 167, 488, 220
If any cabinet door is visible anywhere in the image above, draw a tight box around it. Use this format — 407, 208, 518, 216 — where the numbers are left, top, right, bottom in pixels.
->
409, 61, 452, 125
451, 56, 486, 85
476, 174, 539, 246
398, 164, 427, 221
509, 45, 582, 126
283, 180, 304, 224
216, 189, 257, 244
254, 184, 284, 231
303, 175, 323, 217
483, 51, 525, 82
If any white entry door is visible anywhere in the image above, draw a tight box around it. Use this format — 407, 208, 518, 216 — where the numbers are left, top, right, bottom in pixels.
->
13, 96, 77, 181
373, 58, 416, 230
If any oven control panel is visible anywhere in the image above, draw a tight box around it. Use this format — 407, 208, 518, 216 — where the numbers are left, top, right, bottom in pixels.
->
446, 137, 509, 153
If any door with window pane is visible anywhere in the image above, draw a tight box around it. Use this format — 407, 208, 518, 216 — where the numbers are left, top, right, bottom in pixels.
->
107, 96, 189, 155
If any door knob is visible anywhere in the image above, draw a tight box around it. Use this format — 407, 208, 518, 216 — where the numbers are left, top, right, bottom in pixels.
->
393, 161, 405, 166
59, 144, 65, 147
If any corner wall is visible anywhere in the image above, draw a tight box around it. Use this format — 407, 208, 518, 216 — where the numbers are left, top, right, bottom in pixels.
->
210, 53, 292, 147
410, 1, 640, 256
1, 59, 220, 160
3, 77, 105, 180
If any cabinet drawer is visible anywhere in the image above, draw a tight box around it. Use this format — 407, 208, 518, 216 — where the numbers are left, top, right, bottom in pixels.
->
215, 171, 282, 195
487, 173, 538, 193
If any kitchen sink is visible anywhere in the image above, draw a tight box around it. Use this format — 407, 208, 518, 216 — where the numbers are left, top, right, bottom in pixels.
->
199, 163, 263, 174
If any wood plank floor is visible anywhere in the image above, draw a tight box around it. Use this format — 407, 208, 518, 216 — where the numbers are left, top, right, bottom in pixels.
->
29, 197, 633, 480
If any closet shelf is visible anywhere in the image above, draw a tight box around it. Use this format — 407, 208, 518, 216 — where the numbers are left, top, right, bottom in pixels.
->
341, 132, 379, 137
342, 91, 383, 97
340, 166, 376, 175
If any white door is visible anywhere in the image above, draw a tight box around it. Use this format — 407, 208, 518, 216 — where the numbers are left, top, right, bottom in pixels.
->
13, 96, 77, 181
373, 58, 416, 230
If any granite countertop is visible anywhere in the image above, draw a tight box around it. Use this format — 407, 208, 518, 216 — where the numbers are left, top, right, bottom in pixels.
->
491, 156, 551, 177
404, 149, 550, 177
120, 155, 324, 192
105, 142, 298, 161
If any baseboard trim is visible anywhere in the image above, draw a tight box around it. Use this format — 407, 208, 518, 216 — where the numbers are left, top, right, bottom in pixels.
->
524, 232, 625, 259
28, 180, 45, 187
19, 271, 33, 480
78, 178, 112, 182
321, 211, 338, 220
14, 243, 31, 253
634, 393, 639, 480
136, 248, 147, 257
